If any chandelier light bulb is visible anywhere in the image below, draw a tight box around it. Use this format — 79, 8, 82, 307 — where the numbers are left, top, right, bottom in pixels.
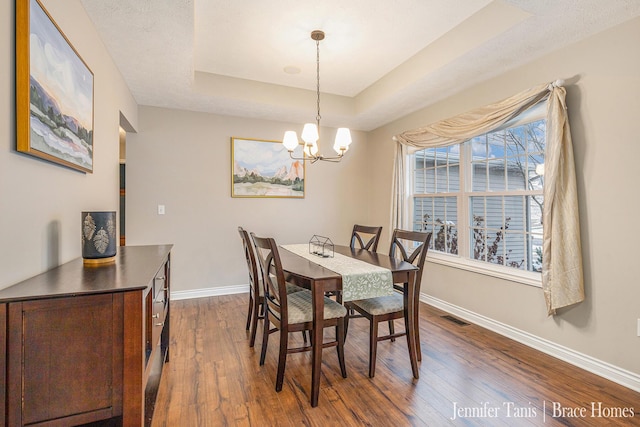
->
333, 127, 352, 154
301, 123, 319, 144
283, 131, 300, 151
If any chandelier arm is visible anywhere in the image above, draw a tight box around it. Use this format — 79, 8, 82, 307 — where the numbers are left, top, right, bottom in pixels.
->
315, 153, 345, 162
288, 151, 321, 162
288, 152, 345, 162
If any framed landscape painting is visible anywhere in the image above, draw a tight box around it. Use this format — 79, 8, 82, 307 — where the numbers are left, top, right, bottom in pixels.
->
231, 137, 305, 198
16, 0, 94, 173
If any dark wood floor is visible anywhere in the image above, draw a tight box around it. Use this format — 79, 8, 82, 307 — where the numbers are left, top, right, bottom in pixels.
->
151, 294, 640, 426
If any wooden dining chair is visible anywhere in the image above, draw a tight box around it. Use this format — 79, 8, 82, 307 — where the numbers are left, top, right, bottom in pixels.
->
251, 233, 348, 395
346, 229, 431, 378
238, 226, 263, 347
238, 226, 305, 347
350, 224, 383, 252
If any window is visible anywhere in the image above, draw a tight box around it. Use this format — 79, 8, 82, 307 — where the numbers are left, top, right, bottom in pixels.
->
411, 116, 545, 283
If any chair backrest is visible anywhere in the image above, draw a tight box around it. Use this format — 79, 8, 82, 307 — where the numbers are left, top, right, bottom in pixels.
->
388, 229, 432, 293
250, 233, 288, 323
238, 226, 260, 299
350, 224, 383, 252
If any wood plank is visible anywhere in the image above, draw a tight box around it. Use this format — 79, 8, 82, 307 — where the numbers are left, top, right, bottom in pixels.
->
151, 295, 640, 426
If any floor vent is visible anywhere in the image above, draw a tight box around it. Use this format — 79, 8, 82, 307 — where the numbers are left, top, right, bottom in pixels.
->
441, 315, 470, 326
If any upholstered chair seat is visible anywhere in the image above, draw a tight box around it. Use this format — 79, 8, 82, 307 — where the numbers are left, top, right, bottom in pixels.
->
351, 292, 403, 316
285, 290, 347, 324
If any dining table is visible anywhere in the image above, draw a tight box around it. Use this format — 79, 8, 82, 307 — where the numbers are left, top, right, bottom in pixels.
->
278, 244, 420, 407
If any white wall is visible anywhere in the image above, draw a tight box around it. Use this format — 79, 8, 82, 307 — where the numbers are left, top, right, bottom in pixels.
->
0, 0, 137, 289
368, 17, 640, 375
125, 106, 371, 293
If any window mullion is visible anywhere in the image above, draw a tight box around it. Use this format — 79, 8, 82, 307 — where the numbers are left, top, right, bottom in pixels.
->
407, 153, 416, 230
501, 194, 506, 266
459, 142, 470, 261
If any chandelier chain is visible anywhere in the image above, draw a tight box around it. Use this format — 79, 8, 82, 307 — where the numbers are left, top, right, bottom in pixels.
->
316, 38, 321, 125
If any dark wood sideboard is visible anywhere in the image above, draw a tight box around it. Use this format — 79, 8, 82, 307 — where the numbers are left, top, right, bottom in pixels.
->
0, 245, 173, 427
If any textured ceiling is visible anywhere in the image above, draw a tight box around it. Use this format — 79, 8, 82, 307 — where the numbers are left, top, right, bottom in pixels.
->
80, 0, 640, 131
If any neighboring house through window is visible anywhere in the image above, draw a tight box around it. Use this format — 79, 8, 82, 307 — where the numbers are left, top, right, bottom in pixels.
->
410, 108, 545, 286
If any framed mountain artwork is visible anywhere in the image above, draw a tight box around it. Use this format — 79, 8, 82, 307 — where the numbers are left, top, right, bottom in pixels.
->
16, 0, 94, 173
231, 137, 305, 198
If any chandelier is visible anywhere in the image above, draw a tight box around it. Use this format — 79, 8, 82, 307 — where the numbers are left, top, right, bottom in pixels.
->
282, 30, 352, 163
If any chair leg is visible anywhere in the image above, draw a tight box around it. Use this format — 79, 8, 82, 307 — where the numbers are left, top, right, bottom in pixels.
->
388, 320, 395, 342
414, 300, 422, 361
404, 308, 419, 379
344, 310, 350, 339
246, 293, 254, 331
248, 299, 261, 347
259, 314, 270, 366
369, 317, 379, 378
275, 328, 289, 392
337, 318, 347, 378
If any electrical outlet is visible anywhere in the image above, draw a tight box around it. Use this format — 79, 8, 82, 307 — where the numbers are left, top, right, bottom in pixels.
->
158, 204, 165, 215
637, 319, 640, 337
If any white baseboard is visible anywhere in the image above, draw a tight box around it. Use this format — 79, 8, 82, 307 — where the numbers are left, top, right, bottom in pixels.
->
171, 284, 248, 301
422, 294, 640, 393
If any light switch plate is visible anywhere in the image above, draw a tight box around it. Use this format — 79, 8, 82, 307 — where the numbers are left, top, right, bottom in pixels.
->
158, 204, 165, 215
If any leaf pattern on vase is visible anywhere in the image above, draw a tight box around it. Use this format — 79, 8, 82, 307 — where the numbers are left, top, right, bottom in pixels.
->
83, 213, 96, 240
106, 217, 115, 238
93, 228, 110, 254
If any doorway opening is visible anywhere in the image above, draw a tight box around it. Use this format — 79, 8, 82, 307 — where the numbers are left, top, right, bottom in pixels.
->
119, 126, 126, 246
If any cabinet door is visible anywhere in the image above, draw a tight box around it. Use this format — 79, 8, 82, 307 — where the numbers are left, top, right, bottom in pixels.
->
8, 293, 123, 426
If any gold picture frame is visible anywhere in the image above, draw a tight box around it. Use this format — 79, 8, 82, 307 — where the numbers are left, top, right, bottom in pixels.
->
231, 137, 305, 198
16, 0, 95, 173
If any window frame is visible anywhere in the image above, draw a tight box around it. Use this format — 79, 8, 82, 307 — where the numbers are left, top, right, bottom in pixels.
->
408, 105, 546, 288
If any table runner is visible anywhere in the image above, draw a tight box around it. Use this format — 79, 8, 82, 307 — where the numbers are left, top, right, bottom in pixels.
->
281, 244, 393, 302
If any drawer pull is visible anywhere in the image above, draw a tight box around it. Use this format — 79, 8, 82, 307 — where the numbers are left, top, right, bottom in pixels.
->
152, 313, 160, 319
155, 276, 165, 281
155, 322, 165, 327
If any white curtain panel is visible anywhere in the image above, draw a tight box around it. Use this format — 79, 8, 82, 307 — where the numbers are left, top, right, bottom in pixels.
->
391, 81, 584, 315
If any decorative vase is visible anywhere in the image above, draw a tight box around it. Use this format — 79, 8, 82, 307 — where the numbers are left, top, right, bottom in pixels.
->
82, 211, 117, 265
